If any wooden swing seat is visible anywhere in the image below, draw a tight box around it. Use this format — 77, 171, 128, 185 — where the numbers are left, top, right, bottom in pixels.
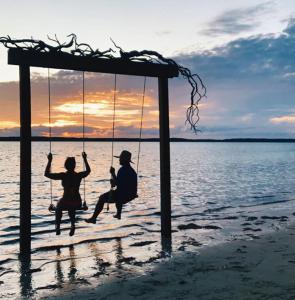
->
48, 203, 88, 212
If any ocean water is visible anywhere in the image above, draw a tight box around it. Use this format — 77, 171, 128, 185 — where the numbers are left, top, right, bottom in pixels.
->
1, 141, 295, 298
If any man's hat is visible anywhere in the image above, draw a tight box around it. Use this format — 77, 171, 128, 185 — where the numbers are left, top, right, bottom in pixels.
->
114, 150, 134, 163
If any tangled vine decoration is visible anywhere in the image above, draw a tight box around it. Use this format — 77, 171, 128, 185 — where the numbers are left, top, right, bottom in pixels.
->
0, 34, 206, 133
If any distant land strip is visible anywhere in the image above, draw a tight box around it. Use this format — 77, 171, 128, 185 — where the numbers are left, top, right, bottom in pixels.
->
1, 137, 295, 142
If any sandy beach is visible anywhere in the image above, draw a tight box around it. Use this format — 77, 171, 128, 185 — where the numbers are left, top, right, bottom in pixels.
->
38, 222, 295, 300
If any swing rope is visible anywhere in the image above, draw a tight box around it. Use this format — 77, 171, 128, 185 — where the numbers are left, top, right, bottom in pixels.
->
47, 70, 87, 212
48, 68, 53, 206
107, 74, 117, 211
108, 75, 146, 207
82, 71, 86, 207
136, 76, 146, 175
82, 72, 85, 152
111, 74, 117, 167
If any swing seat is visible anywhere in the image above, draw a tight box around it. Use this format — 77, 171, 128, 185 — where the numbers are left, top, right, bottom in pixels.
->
123, 194, 138, 204
48, 202, 88, 212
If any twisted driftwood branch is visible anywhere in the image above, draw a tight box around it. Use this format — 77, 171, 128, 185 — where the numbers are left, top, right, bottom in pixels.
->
0, 34, 206, 133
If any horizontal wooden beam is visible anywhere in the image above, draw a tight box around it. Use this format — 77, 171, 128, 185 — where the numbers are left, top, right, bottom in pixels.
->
8, 48, 179, 78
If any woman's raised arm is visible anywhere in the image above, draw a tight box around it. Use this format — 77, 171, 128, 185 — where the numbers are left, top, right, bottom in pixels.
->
80, 152, 91, 178
44, 153, 63, 180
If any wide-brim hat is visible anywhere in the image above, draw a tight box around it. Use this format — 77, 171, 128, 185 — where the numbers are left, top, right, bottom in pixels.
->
114, 150, 134, 163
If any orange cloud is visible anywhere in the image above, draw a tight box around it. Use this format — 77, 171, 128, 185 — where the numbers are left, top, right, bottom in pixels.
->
44, 89, 160, 135
270, 115, 295, 124
0, 121, 19, 129
55, 102, 140, 117
39, 120, 79, 127
0, 73, 169, 138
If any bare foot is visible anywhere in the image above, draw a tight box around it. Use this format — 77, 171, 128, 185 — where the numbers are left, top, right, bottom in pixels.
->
85, 217, 96, 224
69, 226, 75, 236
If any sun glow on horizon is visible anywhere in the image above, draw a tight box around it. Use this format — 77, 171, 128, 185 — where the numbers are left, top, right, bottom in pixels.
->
0, 76, 168, 137
40, 119, 78, 127
55, 102, 107, 114
55, 102, 141, 117
0, 121, 19, 129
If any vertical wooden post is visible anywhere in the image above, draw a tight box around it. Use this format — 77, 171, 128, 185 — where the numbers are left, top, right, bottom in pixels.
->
19, 256, 32, 296
158, 77, 171, 239
19, 65, 31, 256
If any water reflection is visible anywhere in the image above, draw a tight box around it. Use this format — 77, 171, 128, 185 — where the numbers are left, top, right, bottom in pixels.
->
16, 233, 171, 298
68, 245, 77, 283
55, 245, 78, 285
19, 255, 32, 298
114, 238, 123, 270
161, 237, 172, 256
55, 249, 64, 286
89, 243, 110, 276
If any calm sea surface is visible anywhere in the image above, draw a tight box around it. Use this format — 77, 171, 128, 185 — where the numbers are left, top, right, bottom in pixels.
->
1, 142, 295, 298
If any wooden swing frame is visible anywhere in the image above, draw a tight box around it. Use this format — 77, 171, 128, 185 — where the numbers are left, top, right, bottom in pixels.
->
7, 48, 179, 256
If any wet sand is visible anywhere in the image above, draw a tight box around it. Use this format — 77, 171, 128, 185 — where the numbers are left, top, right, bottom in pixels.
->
2, 208, 294, 299
42, 224, 295, 300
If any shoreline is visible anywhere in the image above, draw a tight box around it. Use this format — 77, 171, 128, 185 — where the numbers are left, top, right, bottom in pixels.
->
1, 203, 295, 299
2, 137, 295, 143
1, 195, 295, 299
42, 224, 295, 300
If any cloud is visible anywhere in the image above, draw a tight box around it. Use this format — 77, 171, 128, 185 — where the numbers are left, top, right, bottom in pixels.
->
284, 17, 295, 36
55, 102, 140, 117
171, 19, 295, 138
113, 125, 159, 138
0, 121, 19, 129
238, 113, 255, 123
32, 125, 92, 137
201, 1, 274, 36
2, 19, 295, 139
40, 120, 78, 127
0, 127, 19, 137
270, 115, 295, 124
177, 19, 295, 85
283, 72, 295, 78
0, 124, 160, 138
155, 30, 172, 36
0, 70, 161, 137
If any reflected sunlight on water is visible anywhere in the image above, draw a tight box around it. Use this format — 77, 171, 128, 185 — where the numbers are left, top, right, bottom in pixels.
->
1, 142, 295, 298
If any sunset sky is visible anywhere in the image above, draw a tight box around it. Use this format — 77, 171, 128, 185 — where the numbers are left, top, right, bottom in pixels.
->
0, 0, 295, 138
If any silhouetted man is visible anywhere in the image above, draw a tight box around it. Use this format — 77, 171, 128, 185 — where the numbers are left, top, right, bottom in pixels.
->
86, 150, 137, 222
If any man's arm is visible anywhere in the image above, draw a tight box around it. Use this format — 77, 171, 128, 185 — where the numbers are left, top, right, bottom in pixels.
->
110, 166, 117, 187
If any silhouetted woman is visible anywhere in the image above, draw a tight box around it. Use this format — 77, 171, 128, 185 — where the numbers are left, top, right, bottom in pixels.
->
45, 152, 91, 236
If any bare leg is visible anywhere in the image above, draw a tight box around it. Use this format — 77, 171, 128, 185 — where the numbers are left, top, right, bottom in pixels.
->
68, 209, 76, 236
93, 196, 105, 218
85, 192, 110, 224
114, 197, 134, 220
55, 208, 62, 235
114, 201, 122, 220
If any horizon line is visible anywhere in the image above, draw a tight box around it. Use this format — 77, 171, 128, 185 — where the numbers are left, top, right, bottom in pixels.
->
1, 137, 295, 143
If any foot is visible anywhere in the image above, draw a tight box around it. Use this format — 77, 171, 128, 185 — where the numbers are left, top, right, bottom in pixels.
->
69, 226, 75, 236
113, 214, 121, 220
85, 217, 96, 224
56, 228, 61, 235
